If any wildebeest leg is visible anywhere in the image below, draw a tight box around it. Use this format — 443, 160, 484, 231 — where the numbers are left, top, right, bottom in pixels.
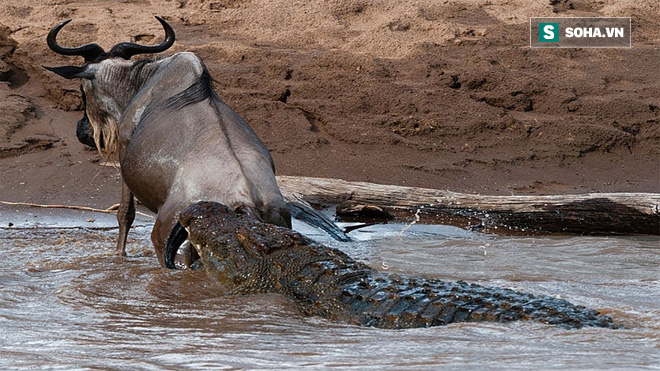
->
116, 180, 135, 256
151, 202, 180, 268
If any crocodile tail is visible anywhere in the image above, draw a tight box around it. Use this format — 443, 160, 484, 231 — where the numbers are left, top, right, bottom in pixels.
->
164, 221, 188, 269
339, 277, 617, 329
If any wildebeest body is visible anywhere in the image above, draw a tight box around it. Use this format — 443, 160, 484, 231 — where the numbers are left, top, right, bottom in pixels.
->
46, 19, 291, 266
119, 53, 290, 262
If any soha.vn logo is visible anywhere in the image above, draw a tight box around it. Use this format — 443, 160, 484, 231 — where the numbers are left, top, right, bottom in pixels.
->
532, 17, 630, 48
539, 22, 625, 42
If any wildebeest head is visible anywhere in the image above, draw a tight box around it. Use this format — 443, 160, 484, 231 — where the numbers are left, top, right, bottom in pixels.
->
45, 17, 175, 158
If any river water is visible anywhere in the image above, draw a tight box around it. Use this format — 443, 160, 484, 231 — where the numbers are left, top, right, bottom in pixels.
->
0, 207, 658, 369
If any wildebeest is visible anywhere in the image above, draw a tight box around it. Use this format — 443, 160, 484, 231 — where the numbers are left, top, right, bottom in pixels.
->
46, 17, 292, 267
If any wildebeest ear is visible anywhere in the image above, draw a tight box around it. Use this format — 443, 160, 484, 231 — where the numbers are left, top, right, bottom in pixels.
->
43, 65, 94, 80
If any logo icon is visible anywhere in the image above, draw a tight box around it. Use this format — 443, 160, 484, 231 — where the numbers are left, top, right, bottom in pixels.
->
539, 23, 559, 42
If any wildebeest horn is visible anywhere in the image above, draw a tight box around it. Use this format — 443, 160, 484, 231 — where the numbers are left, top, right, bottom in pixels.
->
47, 19, 106, 62
108, 16, 175, 60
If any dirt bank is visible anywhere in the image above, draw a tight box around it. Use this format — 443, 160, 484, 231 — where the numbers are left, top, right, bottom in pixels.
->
0, 0, 658, 209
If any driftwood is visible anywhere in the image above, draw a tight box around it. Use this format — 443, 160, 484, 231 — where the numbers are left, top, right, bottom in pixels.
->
2, 177, 657, 235
277, 176, 660, 235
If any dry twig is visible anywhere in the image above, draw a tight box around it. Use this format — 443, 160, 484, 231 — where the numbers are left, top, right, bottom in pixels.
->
0, 200, 154, 218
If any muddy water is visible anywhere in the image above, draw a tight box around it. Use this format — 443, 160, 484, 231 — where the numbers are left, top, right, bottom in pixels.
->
0, 211, 658, 369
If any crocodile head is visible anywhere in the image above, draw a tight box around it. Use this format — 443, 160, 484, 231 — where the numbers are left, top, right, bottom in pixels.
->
178, 201, 310, 292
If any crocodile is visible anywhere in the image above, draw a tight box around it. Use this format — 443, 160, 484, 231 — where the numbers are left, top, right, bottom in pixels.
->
168, 201, 618, 329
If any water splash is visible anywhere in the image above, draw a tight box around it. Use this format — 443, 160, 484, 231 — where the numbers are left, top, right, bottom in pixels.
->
479, 242, 491, 256
397, 205, 423, 237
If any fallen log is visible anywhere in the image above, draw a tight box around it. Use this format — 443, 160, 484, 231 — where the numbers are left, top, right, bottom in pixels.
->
277, 176, 660, 235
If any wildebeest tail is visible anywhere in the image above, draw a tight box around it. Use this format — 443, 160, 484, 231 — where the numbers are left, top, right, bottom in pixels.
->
286, 195, 352, 242
164, 221, 188, 269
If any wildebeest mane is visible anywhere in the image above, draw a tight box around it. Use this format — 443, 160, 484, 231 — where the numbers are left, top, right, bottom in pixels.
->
139, 64, 213, 124
164, 67, 213, 111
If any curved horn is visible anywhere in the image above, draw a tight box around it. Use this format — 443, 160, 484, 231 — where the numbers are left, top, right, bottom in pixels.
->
108, 16, 175, 60
47, 19, 106, 62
